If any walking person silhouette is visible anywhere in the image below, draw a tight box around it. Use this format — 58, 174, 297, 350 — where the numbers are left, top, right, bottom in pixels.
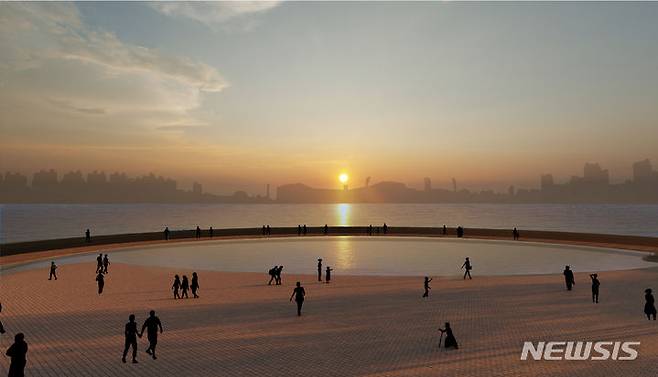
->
563, 266, 575, 291
0, 302, 5, 335
85, 228, 91, 243
303, 224, 307, 235
423, 277, 433, 298
268, 266, 278, 285
191, 272, 200, 298
48, 261, 58, 280
383, 223, 388, 234
438, 322, 458, 349
96, 271, 105, 295
103, 254, 110, 274
140, 310, 163, 360
590, 274, 600, 303
122, 314, 141, 364
172, 275, 181, 299
645, 289, 657, 320
5, 333, 28, 377
181, 275, 190, 299
324, 224, 328, 235
290, 282, 306, 316
96, 253, 103, 273
164, 227, 170, 240
317, 259, 323, 282
325, 266, 333, 284
275, 266, 284, 285
461, 257, 472, 280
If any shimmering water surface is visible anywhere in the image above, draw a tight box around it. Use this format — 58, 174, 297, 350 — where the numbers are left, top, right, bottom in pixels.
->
5, 237, 654, 276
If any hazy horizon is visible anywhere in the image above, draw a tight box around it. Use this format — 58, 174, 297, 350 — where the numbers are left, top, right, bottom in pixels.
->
2, 2, 658, 194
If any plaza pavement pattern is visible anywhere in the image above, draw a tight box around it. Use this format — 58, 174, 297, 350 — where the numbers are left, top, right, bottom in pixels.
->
1, 262, 657, 376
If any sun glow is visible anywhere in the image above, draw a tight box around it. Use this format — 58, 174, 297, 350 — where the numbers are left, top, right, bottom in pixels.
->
339, 173, 349, 184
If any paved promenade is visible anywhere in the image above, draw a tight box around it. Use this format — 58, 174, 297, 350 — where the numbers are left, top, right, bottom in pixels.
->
1, 261, 657, 376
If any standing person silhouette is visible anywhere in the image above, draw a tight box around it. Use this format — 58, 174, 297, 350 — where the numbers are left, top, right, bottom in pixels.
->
96, 272, 105, 294
513, 227, 520, 240
590, 274, 600, 303
172, 275, 181, 299
85, 228, 91, 243
48, 261, 58, 280
383, 223, 388, 234
5, 333, 28, 377
275, 266, 284, 285
122, 314, 141, 364
266, 225, 271, 236
457, 226, 464, 238
298, 225, 302, 236
181, 275, 190, 299
324, 224, 328, 235
563, 266, 575, 291
290, 282, 306, 316
461, 257, 472, 280
368, 224, 373, 235
164, 227, 170, 240
96, 253, 103, 273
191, 272, 200, 298
303, 224, 307, 235
438, 322, 458, 349
325, 266, 333, 284
195, 226, 201, 239
268, 266, 278, 285
423, 277, 432, 298
442, 225, 447, 235
102, 254, 110, 274
262, 225, 267, 236
140, 310, 163, 360
0, 302, 5, 334
317, 258, 323, 282
645, 289, 657, 320
209, 227, 213, 238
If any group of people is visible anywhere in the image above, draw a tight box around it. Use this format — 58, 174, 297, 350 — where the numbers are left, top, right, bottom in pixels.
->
367, 223, 389, 235
95, 253, 110, 294
268, 266, 284, 285
262, 225, 272, 236
122, 310, 164, 364
171, 273, 200, 299
316, 258, 333, 283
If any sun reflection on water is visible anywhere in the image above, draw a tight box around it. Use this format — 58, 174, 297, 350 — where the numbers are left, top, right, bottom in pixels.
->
335, 203, 351, 226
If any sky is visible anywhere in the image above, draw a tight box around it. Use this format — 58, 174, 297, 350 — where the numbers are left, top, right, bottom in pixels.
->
1, 1, 658, 195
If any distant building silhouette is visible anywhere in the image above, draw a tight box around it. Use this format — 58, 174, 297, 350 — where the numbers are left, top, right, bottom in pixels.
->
424, 177, 432, 192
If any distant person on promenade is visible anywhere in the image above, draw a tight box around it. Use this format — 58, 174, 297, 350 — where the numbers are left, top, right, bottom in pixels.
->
191, 272, 200, 298
172, 275, 181, 299
303, 224, 307, 235
85, 228, 91, 243
5, 333, 28, 377
457, 226, 464, 238
645, 289, 657, 320
263, 225, 267, 236
266, 225, 271, 236
209, 227, 213, 238
563, 266, 575, 291
122, 314, 141, 364
590, 274, 600, 303
325, 266, 333, 284
268, 266, 278, 285
298, 225, 302, 236
461, 257, 472, 280
423, 277, 433, 298
438, 322, 458, 349
181, 275, 190, 299
317, 258, 323, 282
368, 225, 373, 235
383, 223, 388, 234
513, 227, 520, 240
324, 224, 329, 235
0, 302, 5, 335
140, 310, 163, 360
164, 227, 170, 240
96, 271, 105, 294
275, 266, 284, 285
48, 261, 58, 280
443, 225, 447, 235
103, 254, 110, 274
195, 226, 201, 239
96, 253, 103, 273
290, 282, 306, 316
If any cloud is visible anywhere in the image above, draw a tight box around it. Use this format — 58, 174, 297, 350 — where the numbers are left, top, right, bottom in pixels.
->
47, 98, 106, 115
151, 1, 280, 27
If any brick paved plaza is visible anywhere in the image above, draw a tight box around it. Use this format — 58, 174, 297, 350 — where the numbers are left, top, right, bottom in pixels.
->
1, 259, 657, 376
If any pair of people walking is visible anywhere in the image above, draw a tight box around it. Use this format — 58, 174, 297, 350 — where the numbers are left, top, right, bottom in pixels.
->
96, 253, 110, 273
172, 273, 200, 299
268, 266, 284, 285
122, 310, 164, 363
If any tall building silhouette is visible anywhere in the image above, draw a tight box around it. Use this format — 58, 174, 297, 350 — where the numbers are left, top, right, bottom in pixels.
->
424, 177, 432, 192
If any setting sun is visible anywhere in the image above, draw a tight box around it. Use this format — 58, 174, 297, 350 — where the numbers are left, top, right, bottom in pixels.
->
339, 173, 349, 184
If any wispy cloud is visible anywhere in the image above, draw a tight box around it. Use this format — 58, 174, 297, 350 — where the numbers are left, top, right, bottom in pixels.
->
151, 1, 280, 28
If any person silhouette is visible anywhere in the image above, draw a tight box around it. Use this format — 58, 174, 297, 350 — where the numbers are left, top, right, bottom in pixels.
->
513, 227, 520, 240
96, 253, 103, 273
298, 225, 302, 236
164, 227, 170, 240
122, 314, 141, 364
290, 282, 306, 316
48, 261, 58, 280
5, 333, 27, 377
266, 225, 271, 236
590, 274, 600, 303
140, 310, 163, 360
324, 224, 328, 235
275, 266, 284, 285
368, 224, 373, 235
438, 322, 458, 349
325, 266, 333, 284
209, 227, 213, 238
195, 226, 201, 239
96, 272, 105, 294
262, 225, 266, 236
645, 288, 657, 320
457, 226, 464, 238
268, 266, 278, 285
103, 254, 110, 274
563, 266, 575, 291
172, 275, 181, 299
0, 302, 5, 335
383, 223, 388, 234
85, 228, 91, 243
461, 257, 472, 280
423, 277, 433, 298
317, 258, 323, 282
303, 224, 307, 235
442, 225, 447, 235
181, 275, 190, 299
191, 272, 200, 298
